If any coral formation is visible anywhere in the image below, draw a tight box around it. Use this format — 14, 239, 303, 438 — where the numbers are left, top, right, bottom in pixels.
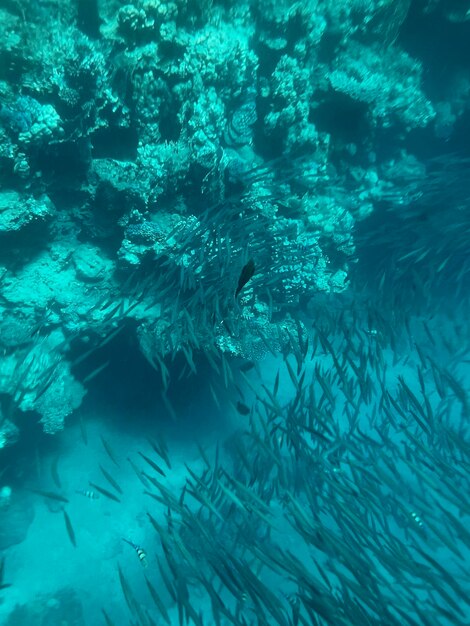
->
0, 190, 55, 233
0, 0, 448, 442
4, 588, 85, 626
327, 41, 435, 129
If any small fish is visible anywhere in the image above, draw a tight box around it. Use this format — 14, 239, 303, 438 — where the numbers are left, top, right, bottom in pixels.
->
239, 360, 255, 373
50, 456, 62, 489
76, 489, 99, 500
273, 370, 280, 397
235, 259, 255, 298
209, 383, 221, 409
79, 415, 88, 446
63, 509, 77, 547
73, 325, 125, 366
235, 401, 251, 416
146, 438, 168, 474
100, 436, 120, 467
34, 371, 57, 403
161, 392, 177, 421
117, 563, 137, 614
138, 452, 166, 478
83, 360, 110, 384
27, 488, 69, 503
89, 481, 121, 503
122, 538, 148, 568
101, 608, 116, 626
145, 576, 171, 624
0, 556, 7, 588
127, 457, 150, 488
99, 464, 123, 495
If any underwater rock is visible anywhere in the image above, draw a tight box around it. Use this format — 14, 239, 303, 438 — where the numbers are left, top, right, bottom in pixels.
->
0, 419, 19, 449
5, 587, 85, 626
34, 370, 87, 436
0, 191, 55, 234
72, 244, 114, 283
0, 493, 34, 550
0, 313, 40, 350
0, 330, 86, 437
89, 158, 146, 215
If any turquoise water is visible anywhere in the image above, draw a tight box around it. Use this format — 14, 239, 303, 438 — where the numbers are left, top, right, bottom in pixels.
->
0, 1, 469, 625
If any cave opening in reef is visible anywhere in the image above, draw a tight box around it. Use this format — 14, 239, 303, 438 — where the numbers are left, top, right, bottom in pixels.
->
70, 322, 233, 439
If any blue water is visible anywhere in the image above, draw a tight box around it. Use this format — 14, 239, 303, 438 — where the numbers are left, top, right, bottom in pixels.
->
1, 1, 470, 625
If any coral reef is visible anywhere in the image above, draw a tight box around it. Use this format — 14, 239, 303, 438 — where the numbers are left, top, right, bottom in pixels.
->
4, 588, 84, 626
0, 190, 55, 233
327, 41, 435, 129
0, 0, 449, 442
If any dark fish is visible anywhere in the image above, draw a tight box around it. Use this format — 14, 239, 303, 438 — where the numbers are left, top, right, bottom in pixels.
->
83, 360, 110, 384
138, 452, 166, 478
205, 349, 221, 375
63, 509, 77, 547
127, 457, 150, 488
88, 481, 121, 503
209, 383, 221, 409
50, 456, 61, 489
273, 370, 280, 397
236, 401, 251, 416
161, 392, 177, 421
99, 464, 123, 495
79, 415, 88, 446
27, 488, 69, 503
441, 368, 469, 416
0, 556, 6, 587
117, 563, 137, 614
73, 325, 125, 366
145, 576, 171, 624
148, 434, 172, 470
101, 608, 116, 626
157, 560, 177, 602
34, 446, 42, 480
181, 344, 197, 375
239, 360, 255, 373
235, 259, 255, 298
100, 436, 120, 467
34, 369, 57, 402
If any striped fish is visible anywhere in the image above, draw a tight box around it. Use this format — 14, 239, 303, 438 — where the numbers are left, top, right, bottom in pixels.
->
122, 538, 148, 568
76, 489, 99, 500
